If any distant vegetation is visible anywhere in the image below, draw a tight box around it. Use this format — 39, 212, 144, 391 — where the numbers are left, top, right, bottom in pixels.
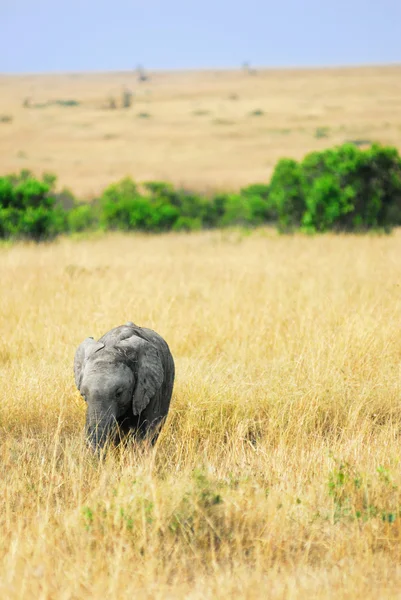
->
24, 99, 80, 109
249, 109, 264, 117
1, 143, 401, 241
314, 126, 330, 139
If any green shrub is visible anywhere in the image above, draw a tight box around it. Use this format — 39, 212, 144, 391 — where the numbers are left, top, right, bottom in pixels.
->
300, 143, 401, 232
173, 216, 202, 231
208, 194, 229, 226
102, 177, 139, 204
174, 191, 209, 221
14, 178, 54, 210
363, 144, 401, 228
0, 172, 67, 240
149, 202, 180, 231
300, 145, 358, 232
53, 99, 80, 107
241, 184, 273, 224
19, 205, 66, 239
269, 158, 305, 231
68, 204, 98, 232
218, 194, 254, 226
0, 177, 16, 208
144, 183, 216, 229
100, 178, 180, 232
241, 183, 270, 200
0, 207, 20, 238
314, 127, 330, 139
100, 178, 139, 230
101, 196, 145, 231
142, 181, 175, 197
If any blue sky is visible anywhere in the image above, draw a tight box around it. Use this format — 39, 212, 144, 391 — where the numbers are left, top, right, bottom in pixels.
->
1, 0, 401, 73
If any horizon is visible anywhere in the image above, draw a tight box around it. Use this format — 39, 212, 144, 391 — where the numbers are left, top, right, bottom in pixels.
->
2, 61, 401, 78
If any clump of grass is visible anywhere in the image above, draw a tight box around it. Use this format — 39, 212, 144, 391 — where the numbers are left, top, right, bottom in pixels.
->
137, 112, 151, 119
213, 118, 235, 125
27, 99, 80, 109
315, 126, 330, 138
249, 109, 264, 117
0, 114, 13, 123
53, 99, 80, 107
193, 109, 210, 116
347, 139, 372, 147
30, 102, 48, 109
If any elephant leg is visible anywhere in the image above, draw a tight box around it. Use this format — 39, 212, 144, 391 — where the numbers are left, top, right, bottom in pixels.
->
136, 414, 166, 446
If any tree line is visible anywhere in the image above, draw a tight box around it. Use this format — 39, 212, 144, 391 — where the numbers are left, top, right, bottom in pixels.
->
1, 143, 401, 241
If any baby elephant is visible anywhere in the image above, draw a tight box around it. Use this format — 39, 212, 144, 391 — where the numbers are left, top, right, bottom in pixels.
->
74, 322, 175, 451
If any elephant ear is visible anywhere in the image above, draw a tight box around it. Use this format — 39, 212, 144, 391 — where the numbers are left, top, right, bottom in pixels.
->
117, 336, 164, 416
74, 337, 105, 390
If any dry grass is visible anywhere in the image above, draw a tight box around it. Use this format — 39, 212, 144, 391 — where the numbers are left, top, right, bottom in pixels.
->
1, 65, 401, 197
1, 229, 401, 598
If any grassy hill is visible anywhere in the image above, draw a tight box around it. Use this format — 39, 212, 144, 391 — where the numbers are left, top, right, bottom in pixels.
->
1, 65, 400, 197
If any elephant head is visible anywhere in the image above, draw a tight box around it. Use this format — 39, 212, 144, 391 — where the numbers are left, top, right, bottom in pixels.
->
74, 331, 164, 451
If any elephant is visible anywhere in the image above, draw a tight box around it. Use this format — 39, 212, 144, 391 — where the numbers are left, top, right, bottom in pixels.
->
74, 322, 175, 451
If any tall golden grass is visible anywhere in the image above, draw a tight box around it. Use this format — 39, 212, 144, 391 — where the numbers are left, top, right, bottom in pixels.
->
1, 65, 401, 197
1, 230, 401, 598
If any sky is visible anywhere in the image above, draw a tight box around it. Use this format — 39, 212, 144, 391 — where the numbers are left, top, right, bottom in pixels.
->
1, 0, 401, 73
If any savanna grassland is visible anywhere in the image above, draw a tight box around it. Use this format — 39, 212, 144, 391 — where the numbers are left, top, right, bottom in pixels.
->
1, 65, 401, 197
1, 230, 401, 599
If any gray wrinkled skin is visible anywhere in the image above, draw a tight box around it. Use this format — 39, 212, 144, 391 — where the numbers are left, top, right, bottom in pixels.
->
74, 322, 175, 451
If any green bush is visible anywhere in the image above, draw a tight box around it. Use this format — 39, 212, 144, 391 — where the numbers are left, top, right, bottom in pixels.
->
142, 181, 175, 197
362, 144, 401, 228
173, 216, 203, 231
268, 143, 401, 233
68, 204, 98, 233
99, 178, 181, 232
0, 171, 67, 240
240, 184, 274, 224
300, 144, 401, 232
219, 194, 255, 226
208, 194, 229, 227
173, 191, 212, 225
240, 183, 270, 200
0, 177, 15, 209
19, 205, 66, 239
269, 158, 305, 231
99, 178, 142, 230
300, 145, 358, 232
100, 195, 146, 231
0, 207, 20, 238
